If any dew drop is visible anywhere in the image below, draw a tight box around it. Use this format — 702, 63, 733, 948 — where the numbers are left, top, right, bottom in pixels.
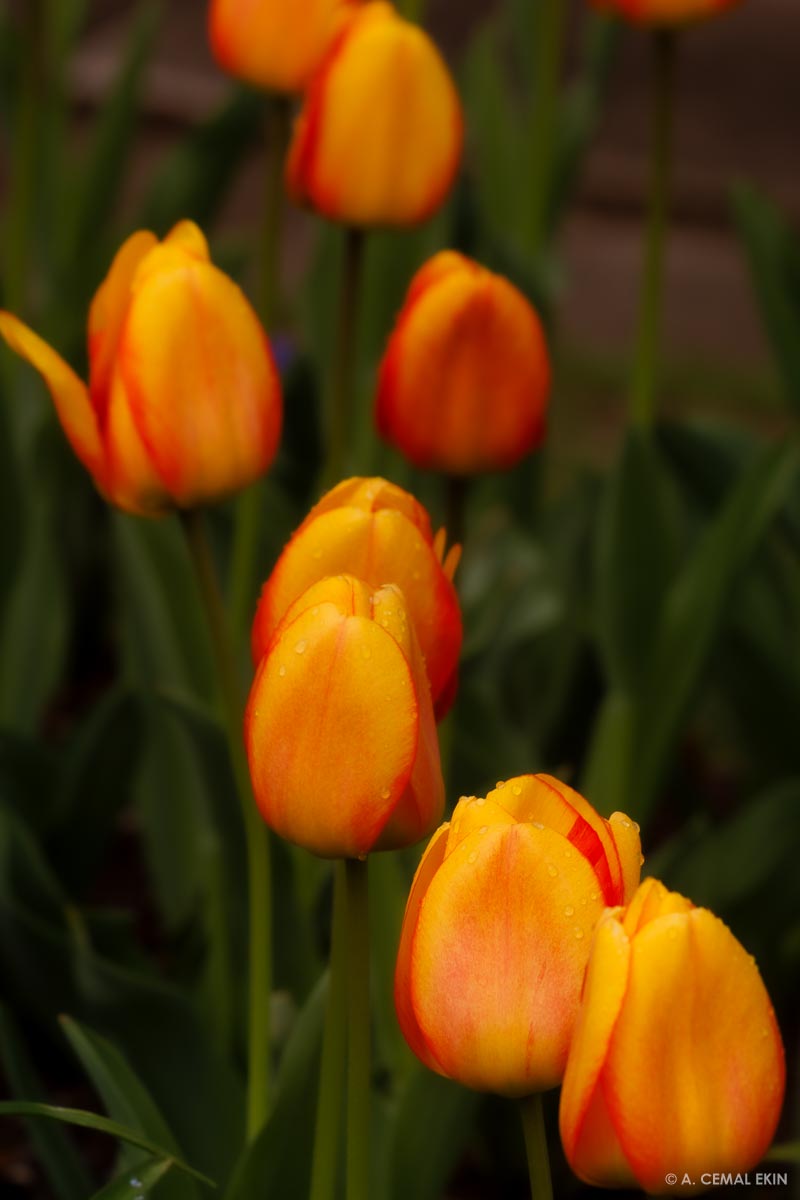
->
564, 905, 575, 917
468, 851, 478, 864
547, 863, 558, 878
512, 785, 522, 797
532, 821, 545, 830
563, 848, 573, 859
574, 927, 584, 940
381, 788, 391, 800
580, 897, 587, 907
476, 796, 486, 807
633, 821, 641, 833
294, 640, 307, 655
590, 892, 599, 902
278, 665, 286, 678
639, 854, 645, 866
479, 825, 488, 835
495, 780, 506, 790
620, 819, 631, 829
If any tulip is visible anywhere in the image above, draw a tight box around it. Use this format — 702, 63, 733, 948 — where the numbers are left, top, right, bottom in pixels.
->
559, 878, 785, 1195
376, 252, 551, 475
394, 774, 642, 1096
591, 0, 739, 24
0, 222, 282, 515
251, 477, 462, 717
246, 573, 444, 859
286, 2, 463, 227
208, 0, 357, 94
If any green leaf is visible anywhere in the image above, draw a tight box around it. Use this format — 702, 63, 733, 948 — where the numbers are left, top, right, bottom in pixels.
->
89, 1156, 176, 1200
733, 183, 800, 411
594, 427, 681, 692
388, 1071, 479, 1200
60, 1017, 200, 1200
766, 1143, 800, 1164
0, 1004, 92, 1200
635, 440, 799, 818
225, 975, 327, 1200
0, 1103, 214, 1187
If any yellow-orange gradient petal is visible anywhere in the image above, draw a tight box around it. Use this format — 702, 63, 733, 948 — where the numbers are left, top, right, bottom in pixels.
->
88, 229, 158, 415
253, 506, 460, 706
245, 603, 419, 858
299, 476, 433, 540
103, 371, 170, 514
0, 312, 105, 486
394, 823, 449, 1072
607, 812, 643, 904
445, 794, 517, 856
118, 249, 281, 506
603, 909, 785, 1194
559, 913, 635, 1190
411, 823, 608, 1095
288, 3, 462, 226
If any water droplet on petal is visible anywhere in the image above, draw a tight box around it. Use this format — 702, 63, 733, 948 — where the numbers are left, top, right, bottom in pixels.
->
478, 825, 488, 834
295, 640, 307, 655
512, 785, 522, 796
476, 797, 486, 807
380, 787, 391, 801
574, 927, 584, 940
620, 819, 631, 829
278, 665, 286, 678
547, 863, 558, 878
532, 821, 545, 830
563, 848, 573, 859
564, 905, 575, 917
633, 821, 640, 833
468, 852, 478, 864
590, 892, 599, 902
495, 780, 505, 790
639, 854, 645, 866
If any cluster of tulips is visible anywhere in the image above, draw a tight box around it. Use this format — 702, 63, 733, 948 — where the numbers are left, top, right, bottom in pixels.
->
0, 0, 786, 1195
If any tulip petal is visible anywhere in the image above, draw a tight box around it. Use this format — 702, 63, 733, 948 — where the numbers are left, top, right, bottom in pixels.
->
559, 913, 634, 1189
301, 476, 433, 540
411, 823, 609, 1095
445, 794, 516, 856
117, 248, 281, 507
394, 823, 450, 1073
0, 312, 106, 486
603, 909, 786, 1193
608, 812, 643, 904
253, 506, 461, 707
245, 603, 419, 858
103, 371, 170, 514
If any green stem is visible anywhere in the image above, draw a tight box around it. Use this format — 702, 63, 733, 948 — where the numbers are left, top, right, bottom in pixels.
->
630, 30, 677, 429
229, 96, 292, 641
520, 1094, 553, 1200
180, 509, 272, 1142
324, 227, 366, 489
528, 0, 567, 256
309, 864, 349, 1200
345, 857, 370, 1200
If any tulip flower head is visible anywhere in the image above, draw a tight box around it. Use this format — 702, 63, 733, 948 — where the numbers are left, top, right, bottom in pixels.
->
208, 0, 357, 94
395, 774, 642, 1096
376, 252, 551, 475
559, 878, 785, 1195
287, 3, 463, 227
0, 222, 282, 515
246, 574, 444, 859
590, 0, 740, 24
251, 477, 462, 717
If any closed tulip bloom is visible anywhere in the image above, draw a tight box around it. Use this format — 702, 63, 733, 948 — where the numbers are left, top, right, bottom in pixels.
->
395, 774, 642, 1096
0, 222, 281, 515
251, 477, 462, 717
590, 0, 739, 24
376, 252, 551, 475
208, 0, 356, 94
287, 3, 463, 227
559, 878, 785, 1194
246, 574, 444, 858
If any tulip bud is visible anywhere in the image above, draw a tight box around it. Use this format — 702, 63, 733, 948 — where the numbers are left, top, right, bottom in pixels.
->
559, 878, 785, 1194
246, 574, 444, 859
590, 0, 739, 24
251, 477, 462, 717
394, 774, 642, 1096
286, 3, 463, 227
376, 252, 551, 475
0, 222, 282, 515
208, 0, 357, 94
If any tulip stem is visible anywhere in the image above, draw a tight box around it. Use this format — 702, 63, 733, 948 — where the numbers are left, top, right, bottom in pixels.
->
229, 95, 293, 641
325, 227, 366, 488
180, 509, 272, 1142
529, 0, 567, 256
310, 864, 349, 1200
345, 856, 371, 1200
520, 1094, 553, 1200
630, 30, 677, 429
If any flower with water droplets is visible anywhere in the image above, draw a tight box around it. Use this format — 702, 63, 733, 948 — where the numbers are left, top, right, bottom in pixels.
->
394, 774, 642, 1096
246, 574, 443, 859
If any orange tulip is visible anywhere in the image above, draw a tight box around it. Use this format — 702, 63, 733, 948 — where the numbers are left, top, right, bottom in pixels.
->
208, 0, 357, 94
251, 477, 462, 717
590, 0, 739, 24
246, 574, 444, 858
559, 878, 785, 1195
376, 252, 551, 475
394, 774, 642, 1096
0, 222, 281, 515
286, 3, 463, 227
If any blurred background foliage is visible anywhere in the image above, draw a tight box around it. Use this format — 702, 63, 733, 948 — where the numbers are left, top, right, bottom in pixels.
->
0, 0, 797, 1196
